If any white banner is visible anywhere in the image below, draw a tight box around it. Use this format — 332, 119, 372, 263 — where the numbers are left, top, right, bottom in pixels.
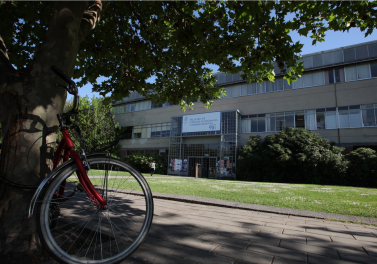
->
182, 112, 221, 133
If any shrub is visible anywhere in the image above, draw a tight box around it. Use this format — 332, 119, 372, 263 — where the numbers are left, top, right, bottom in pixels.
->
237, 128, 348, 184
123, 154, 168, 175
345, 148, 377, 187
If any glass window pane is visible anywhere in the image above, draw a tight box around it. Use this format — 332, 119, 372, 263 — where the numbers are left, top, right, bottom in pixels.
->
266, 117, 276, 132
305, 112, 317, 130
369, 43, 377, 58
344, 48, 356, 62
250, 118, 258, 132
345, 66, 357, 81
294, 76, 304, 89
266, 81, 275, 92
313, 54, 323, 67
256, 82, 264, 93
313, 71, 324, 86
338, 110, 350, 128
241, 84, 248, 96
358, 64, 371, 79
283, 79, 292, 90
304, 73, 313, 87
325, 112, 337, 129
332, 50, 344, 64
275, 78, 283, 91
285, 115, 294, 128
241, 120, 251, 133
334, 68, 345, 83
303, 56, 313, 69
356, 45, 369, 60
232, 85, 240, 97
146, 127, 151, 138
371, 63, 377, 78
317, 113, 325, 129
257, 117, 266, 132
323, 52, 333, 65
276, 116, 285, 131
349, 110, 362, 127
325, 70, 334, 84
362, 109, 376, 126
295, 114, 305, 128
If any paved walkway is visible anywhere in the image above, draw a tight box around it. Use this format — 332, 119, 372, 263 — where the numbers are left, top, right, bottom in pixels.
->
119, 198, 377, 264
41, 193, 377, 264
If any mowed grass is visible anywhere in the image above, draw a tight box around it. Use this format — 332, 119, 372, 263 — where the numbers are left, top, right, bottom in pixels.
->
87, 169, 175, 177
88, 177, 377, 218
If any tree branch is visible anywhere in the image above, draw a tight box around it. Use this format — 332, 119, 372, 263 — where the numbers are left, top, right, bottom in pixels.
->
78, 0, 109, 43
168, 2, 199, 23
0, 35, 16, 82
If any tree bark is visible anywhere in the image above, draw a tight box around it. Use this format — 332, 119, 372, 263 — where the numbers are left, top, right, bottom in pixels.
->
0, 1, 89, 254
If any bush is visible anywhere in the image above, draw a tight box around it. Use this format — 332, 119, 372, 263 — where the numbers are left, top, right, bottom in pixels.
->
123, 154, 168, 175
238, 128, 348, 185
345, 148, 377, 187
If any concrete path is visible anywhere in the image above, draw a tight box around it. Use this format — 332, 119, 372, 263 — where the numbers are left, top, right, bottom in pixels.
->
122, 198, 377, 264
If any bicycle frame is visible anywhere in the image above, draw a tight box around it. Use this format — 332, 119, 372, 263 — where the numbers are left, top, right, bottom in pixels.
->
53, 128, 107, 209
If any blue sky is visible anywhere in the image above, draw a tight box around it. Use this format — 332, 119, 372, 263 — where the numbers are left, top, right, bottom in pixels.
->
69, 28, 377, 100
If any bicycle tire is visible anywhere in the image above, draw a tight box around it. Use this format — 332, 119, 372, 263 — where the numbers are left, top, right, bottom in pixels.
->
36, 156, 154, 264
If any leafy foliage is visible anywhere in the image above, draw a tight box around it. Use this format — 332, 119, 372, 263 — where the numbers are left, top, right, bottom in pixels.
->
1, 1, 377, 107
345, 148, 377, 187
59, 95, 118, 154
123, 154, 168, 175
238, 128, 348, 185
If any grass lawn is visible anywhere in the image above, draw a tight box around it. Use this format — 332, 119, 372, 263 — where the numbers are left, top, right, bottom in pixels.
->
87, 177, 377, 218
87, 169, 176, 177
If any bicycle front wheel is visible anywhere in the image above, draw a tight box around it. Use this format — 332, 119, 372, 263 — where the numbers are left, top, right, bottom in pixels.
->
36, 156, 154, 264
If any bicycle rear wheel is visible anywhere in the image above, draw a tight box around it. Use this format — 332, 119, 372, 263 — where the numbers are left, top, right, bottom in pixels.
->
36, 156, 154, 264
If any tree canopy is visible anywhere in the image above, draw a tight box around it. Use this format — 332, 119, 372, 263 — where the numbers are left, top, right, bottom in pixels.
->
2, 1, 376, 107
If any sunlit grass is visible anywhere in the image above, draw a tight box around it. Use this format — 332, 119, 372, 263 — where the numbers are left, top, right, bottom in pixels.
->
69, 175, 377, 218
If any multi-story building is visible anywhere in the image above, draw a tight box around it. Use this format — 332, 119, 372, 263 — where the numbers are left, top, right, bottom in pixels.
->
113, 40, 377, 178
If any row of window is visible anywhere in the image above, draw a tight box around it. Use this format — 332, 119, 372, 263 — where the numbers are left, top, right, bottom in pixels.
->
223, 62, 377, 98
112, 61, 377, 116
214, 42, 377, 85
241, 104, 377, 133
121, 122, 172, 139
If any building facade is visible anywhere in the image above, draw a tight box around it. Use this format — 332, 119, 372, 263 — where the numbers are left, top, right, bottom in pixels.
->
113, 40, 377, 178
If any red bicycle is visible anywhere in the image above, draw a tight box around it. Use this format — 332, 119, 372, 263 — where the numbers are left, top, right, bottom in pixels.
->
28, 66, 154, 264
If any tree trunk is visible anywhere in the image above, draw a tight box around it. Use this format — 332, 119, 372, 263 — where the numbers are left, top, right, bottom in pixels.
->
0, 2, 88, 254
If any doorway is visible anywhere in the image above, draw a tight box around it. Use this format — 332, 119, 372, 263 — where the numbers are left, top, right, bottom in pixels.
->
188, 157, 217, 178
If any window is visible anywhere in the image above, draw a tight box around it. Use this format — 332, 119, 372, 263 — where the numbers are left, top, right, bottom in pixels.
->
325, 111, 337, 129
232, 85, 240, 97
312, 71, 324, 86
295, 111, 305, 128
304, 73, 313, 87
361, 105, 376, 126
349, 109, 362, 127
338, 109, 350, 128
371, 62, 377, 78
266, 81, 275, 92
133, 126, 142, 138
241, 119, 251, 133
316, 111, 325, 129
266, 114, 276, 132
294, 76, 304, 89
256, 82, 264, 93
344, 48, 356, 62
305, 110, 316, 130
275, 78, 284, 91
275, 113, 285, 131
334, 68, 345, 83
325, 70, 335, 84
357, 64, 371, 80
283, 79, 292, 90
285, 113, 294, 128
345, 66, 357, 81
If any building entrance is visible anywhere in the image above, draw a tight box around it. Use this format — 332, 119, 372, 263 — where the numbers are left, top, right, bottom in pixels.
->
188, 157, 217, 178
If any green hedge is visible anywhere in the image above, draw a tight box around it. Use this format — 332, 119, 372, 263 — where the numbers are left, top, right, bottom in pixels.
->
237, 128, 377, 187
122, 154, 168, 175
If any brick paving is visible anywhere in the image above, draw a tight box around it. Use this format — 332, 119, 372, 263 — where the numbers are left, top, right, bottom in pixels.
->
121, 198, 377, 264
